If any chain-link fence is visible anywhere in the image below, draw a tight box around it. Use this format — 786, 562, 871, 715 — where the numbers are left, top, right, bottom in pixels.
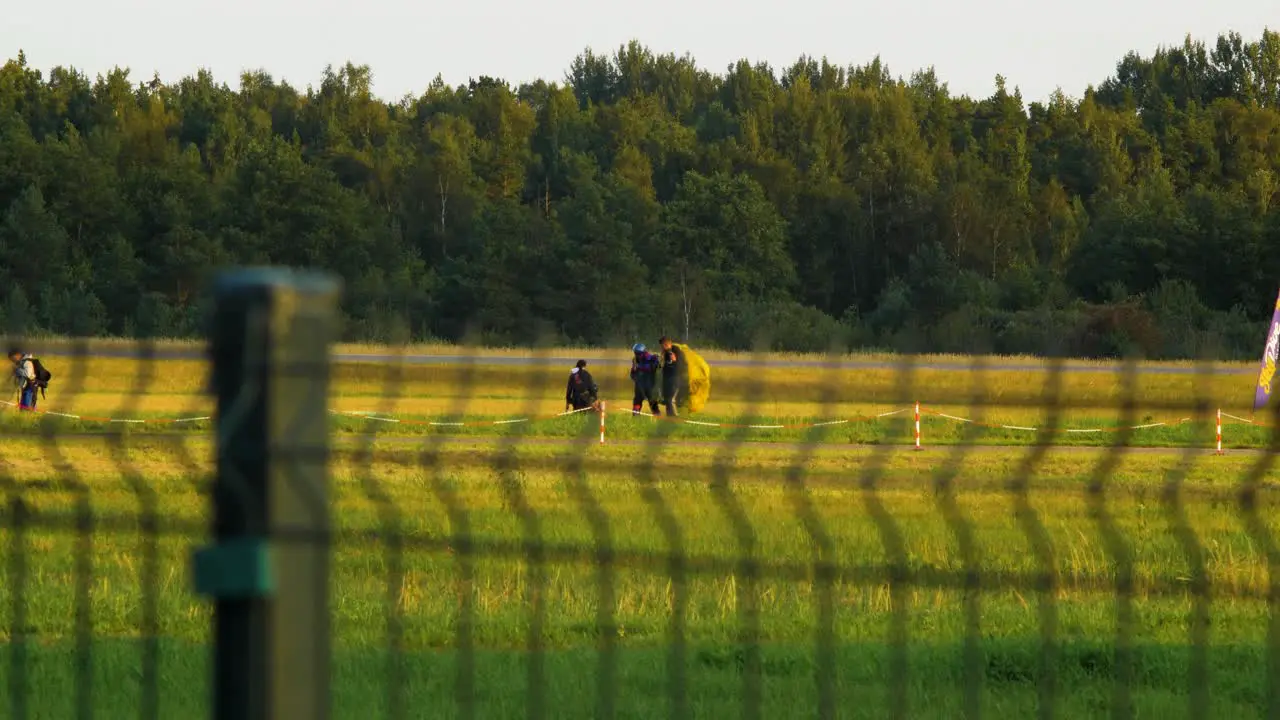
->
2, 268, 1280, 719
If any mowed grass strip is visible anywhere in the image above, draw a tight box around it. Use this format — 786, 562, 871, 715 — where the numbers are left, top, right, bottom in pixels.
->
0, 403, 1271, 449
0, 436, 1278, 715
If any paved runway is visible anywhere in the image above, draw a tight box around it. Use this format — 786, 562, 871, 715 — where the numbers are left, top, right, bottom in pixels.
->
61, 346, 1254, 376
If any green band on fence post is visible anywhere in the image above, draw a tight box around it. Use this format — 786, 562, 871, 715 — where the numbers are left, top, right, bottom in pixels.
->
199, 267, 341, 720
193, 538, 274, 598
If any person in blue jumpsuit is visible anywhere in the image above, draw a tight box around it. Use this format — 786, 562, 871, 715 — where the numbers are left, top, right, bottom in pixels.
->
8, 347, 38, 411
629, 343, 661, 416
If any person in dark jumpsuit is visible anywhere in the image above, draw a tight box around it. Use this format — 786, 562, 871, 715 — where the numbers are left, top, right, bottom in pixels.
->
565, 359, 599, 411
659, 336, 681, 417
629, 343, 661, 416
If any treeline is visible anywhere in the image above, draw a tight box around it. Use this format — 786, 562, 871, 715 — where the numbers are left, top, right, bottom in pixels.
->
1, 31, 1279, 358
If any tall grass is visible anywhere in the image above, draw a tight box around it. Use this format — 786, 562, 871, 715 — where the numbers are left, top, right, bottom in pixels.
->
0, 437, 1277, 715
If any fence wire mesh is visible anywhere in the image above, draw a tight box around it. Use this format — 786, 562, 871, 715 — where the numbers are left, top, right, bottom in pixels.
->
3, 277, 1280, 719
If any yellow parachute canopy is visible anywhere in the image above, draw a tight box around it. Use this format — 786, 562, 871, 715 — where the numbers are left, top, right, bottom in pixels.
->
673, 343, 711, 413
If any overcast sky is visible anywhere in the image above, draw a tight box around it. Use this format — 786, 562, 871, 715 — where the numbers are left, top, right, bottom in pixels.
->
2, 0, 1275, 104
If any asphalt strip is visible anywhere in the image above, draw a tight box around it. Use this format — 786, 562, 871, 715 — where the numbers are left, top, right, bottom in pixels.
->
51, 346, 1252, 376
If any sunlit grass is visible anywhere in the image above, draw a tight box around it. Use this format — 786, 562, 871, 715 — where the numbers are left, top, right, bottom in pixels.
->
6, 351, 1270, 431
4, 349, 1274, 452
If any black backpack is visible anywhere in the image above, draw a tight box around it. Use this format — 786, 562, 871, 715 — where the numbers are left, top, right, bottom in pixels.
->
28, 357, 52, 398
574, 369, 598, 403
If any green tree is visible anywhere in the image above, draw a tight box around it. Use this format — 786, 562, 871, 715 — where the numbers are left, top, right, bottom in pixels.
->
659, 171, 794, 306
1, 29, 1278, 355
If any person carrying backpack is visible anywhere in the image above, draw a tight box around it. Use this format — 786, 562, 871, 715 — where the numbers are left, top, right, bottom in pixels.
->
565, 359, 600, 411
8, 346, 51, 411
629, 343, 661, 416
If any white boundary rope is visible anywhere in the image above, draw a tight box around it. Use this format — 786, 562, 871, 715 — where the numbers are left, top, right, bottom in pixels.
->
328, 405, 597, 427
0, 400, 211, 424
1, 398, 1268, 454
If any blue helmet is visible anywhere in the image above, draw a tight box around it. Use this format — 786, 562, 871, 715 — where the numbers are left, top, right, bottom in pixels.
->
632, 343, 646, 353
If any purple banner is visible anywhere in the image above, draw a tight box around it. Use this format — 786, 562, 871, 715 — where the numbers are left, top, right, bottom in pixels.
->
1254, 289, 1280, 412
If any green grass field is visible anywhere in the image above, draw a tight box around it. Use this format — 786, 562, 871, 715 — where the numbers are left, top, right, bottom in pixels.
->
2, 345, 1279, 716
1, 344, 1275, 449
1, 436, 1278, 717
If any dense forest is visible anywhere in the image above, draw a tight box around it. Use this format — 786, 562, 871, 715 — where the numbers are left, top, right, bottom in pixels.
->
2, 31, 1279, 357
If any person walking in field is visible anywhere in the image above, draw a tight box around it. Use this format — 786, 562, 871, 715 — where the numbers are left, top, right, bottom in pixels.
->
9, 346, 49, 411
659, 336, 682, 417
565, 359, 600, 412
629, 343, 661, 416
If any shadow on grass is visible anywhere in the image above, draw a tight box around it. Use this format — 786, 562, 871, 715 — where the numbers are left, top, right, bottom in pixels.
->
0, 638, 1264, 718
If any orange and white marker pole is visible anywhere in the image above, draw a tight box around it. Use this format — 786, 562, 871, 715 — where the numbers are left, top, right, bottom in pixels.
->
1216, 408, 1223, 455
600, 401, 607, 445
914, 402, 922, 450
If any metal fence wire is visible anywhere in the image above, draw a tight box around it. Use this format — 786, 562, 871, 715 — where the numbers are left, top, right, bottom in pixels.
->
2, 268, 1280, 719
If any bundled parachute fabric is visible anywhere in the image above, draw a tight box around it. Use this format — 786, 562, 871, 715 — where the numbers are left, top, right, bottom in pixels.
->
673, 343, 711, 413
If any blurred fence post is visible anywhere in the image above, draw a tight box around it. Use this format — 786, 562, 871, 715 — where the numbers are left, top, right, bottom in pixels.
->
194, 268, 341, 720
